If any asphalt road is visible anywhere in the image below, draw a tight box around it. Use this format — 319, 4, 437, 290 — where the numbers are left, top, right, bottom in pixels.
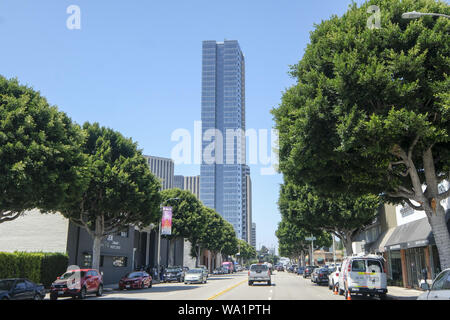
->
47, 271, 358, 300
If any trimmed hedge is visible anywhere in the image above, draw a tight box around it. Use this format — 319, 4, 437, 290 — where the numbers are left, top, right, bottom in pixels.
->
0, 252, 68, 288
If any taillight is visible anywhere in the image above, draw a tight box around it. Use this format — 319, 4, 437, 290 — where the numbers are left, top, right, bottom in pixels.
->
348, 264, 351, 272
336, 273, 339, 276
248, 271, 250, 276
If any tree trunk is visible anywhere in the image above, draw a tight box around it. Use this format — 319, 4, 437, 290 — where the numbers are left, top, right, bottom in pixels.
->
427, 204, 450, 270
168, 239, 175, 266
92, 236, 102, 270
91, 216, 104, 270
341, 233, 353, 256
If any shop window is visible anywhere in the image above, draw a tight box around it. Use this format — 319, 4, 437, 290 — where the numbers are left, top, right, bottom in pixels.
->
112, 256, 128, 267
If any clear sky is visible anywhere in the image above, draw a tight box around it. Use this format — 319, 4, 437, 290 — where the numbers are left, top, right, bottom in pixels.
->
0, 0, 365, 253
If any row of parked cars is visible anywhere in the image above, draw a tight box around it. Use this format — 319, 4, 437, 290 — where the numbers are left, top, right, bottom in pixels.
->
298, 255, 388, 299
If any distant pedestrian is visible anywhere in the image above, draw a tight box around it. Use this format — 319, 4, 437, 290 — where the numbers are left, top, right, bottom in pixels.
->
160, 266, 164, 281
421, 268, 428, 281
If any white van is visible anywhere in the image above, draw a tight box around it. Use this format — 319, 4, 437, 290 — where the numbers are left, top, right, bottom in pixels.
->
337, 255, 387, 299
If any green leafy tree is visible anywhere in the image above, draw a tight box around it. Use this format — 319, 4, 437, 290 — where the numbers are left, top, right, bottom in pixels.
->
272, 0, 450, 268
237, 239, 257, 264
61, 122, 161, 270
200, 207, 228, 261
161, 189, 208, 266
221, 222, 239, 259
276, 217, 332, 265
0, 76, 87, 223
279, 182, 380, 255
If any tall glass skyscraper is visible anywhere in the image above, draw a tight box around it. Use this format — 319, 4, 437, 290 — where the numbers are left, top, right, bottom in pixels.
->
200, 40, 250, 241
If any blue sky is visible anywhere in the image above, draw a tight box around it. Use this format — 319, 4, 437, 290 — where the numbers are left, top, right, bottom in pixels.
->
0, 0, 365, 253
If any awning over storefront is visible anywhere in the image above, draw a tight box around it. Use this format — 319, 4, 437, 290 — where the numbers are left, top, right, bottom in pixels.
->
384, 217, 434, 251
367, 227, 397, 253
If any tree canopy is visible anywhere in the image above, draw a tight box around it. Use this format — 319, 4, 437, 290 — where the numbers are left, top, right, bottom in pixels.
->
279, 182, 380, 254
61, 122, 162, 269
272, 0, 450, 268
0, 76, 87, 224
276, 217, 332, 261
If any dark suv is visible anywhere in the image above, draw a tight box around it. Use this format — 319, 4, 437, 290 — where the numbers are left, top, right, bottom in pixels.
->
303, 266, 318, 278
50, 269, 103, 300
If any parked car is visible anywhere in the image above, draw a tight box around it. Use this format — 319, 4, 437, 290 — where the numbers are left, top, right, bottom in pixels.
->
303, 266, 318, 278
248, 263, 271, 286
184, 268, 207, 284
337, 255, 387, 300
417, 268, 450, 300
276, 265, 285, 272
119, 271, 152, 290
0, 278, 45, 300
297, 266, 305, 275
213, 267, 225, 275
328, 266, 341, 290
311, 267, 329, 285
50, 269, 103, 300
198, 265, 209, 278
162, 267, 184, 283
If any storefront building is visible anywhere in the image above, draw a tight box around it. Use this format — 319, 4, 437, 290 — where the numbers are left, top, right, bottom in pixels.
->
384, 214, 449, 289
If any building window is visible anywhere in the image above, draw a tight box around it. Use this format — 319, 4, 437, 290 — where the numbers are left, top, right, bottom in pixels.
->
112, 256, 128, 267
117, 230, 129, 238
82, 254, 92, 268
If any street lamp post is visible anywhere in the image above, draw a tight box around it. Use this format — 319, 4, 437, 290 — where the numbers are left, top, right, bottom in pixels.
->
156, 197, 180, 280
402, 11, 450, 20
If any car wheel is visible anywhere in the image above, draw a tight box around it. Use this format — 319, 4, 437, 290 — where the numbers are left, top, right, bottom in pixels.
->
2, 297, 9, 300
268, 280, 271, 286
379, 294, 387, 300
338, 286, 344, 296
79, 286, 87, 300
149, 281, 152, 288
96, 284, 103, 297
33, 294, 41, 300
141, 281, 145, 289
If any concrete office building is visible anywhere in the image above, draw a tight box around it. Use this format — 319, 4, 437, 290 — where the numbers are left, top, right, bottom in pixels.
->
0, 209, 149, 285
144, 155, 174, 190
174, 175, 200, 199
199, 40, 250, 240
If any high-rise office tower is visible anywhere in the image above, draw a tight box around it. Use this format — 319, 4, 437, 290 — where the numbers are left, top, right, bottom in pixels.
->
200, 40, 250, 240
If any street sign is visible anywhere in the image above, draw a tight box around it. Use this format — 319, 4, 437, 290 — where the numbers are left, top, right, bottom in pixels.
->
305, 237, 316, 241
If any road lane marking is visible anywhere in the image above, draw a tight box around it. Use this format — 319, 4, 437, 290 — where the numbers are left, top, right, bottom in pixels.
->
207, 279, 247, 300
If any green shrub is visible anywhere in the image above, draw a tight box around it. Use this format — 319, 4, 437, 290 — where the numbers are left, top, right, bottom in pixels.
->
40, 253, 69, 288
0, 251, 68, 288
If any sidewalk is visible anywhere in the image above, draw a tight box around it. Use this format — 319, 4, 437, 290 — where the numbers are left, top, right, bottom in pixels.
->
387, 286, 423, 300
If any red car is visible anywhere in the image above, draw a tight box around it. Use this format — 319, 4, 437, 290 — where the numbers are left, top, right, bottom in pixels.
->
119, 271, 152, 290
50, 269, 103, 300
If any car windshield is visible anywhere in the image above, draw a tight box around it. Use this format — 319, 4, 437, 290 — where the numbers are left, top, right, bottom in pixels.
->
319, 268, 328, 273
187, 269, 203, 274
0, 280, 14, 291
60, 271, 86, 280
125, 272, 143, 278
250, 265, 268, 272
166, 268, 181, 273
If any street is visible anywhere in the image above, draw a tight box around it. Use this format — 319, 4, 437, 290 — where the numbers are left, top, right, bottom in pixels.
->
45, 271, 406, 301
